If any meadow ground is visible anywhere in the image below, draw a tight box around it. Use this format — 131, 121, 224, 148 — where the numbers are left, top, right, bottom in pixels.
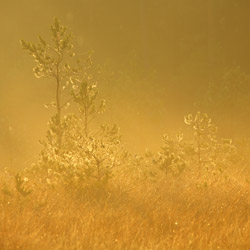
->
0, 167, 249, 250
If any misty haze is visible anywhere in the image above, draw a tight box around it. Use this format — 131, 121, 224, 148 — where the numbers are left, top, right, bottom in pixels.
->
0, 1, 249, 249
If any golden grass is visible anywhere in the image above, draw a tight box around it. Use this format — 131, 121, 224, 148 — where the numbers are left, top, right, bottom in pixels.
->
0, 169, 249, 250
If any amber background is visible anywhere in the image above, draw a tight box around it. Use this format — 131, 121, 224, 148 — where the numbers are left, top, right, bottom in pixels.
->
1, 0, 250, 166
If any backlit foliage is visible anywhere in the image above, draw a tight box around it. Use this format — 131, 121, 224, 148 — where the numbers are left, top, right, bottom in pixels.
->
154, 133, 187, 177
21, 18, 125, 190
184, 112, 217, 168
184, 112, 238, 173
0, 18, 249, 250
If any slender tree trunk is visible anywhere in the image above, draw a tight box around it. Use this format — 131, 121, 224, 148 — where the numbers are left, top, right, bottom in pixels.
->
84, 83, 89, 137
55, 55, 62, 150
197, 126, 202, 169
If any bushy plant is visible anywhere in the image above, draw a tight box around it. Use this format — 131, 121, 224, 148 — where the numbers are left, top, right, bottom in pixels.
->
21, 18, 125, 191
184, 112, 238, 174
184, 112, 217, 168
21, 18, 83, 151
72, 79, 106, 136
153, 133, 187, 177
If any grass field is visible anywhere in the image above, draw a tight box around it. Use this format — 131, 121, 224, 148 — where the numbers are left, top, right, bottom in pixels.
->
0, 166, 249, 250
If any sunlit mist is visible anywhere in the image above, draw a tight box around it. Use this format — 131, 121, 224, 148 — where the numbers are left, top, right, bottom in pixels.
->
0, 1, 249, 249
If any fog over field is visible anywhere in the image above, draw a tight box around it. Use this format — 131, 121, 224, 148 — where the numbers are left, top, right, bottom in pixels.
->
1, 1, 250, 159
0, 1, 249, 249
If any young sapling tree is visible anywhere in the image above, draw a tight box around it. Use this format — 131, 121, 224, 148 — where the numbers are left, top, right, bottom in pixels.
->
21, 18, 125, 191
184, 112, 217, 169
21, 18, 82, 151
71, 78, 105, 137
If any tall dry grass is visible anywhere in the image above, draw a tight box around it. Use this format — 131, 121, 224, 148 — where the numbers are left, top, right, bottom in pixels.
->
0, 167, 249, 250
